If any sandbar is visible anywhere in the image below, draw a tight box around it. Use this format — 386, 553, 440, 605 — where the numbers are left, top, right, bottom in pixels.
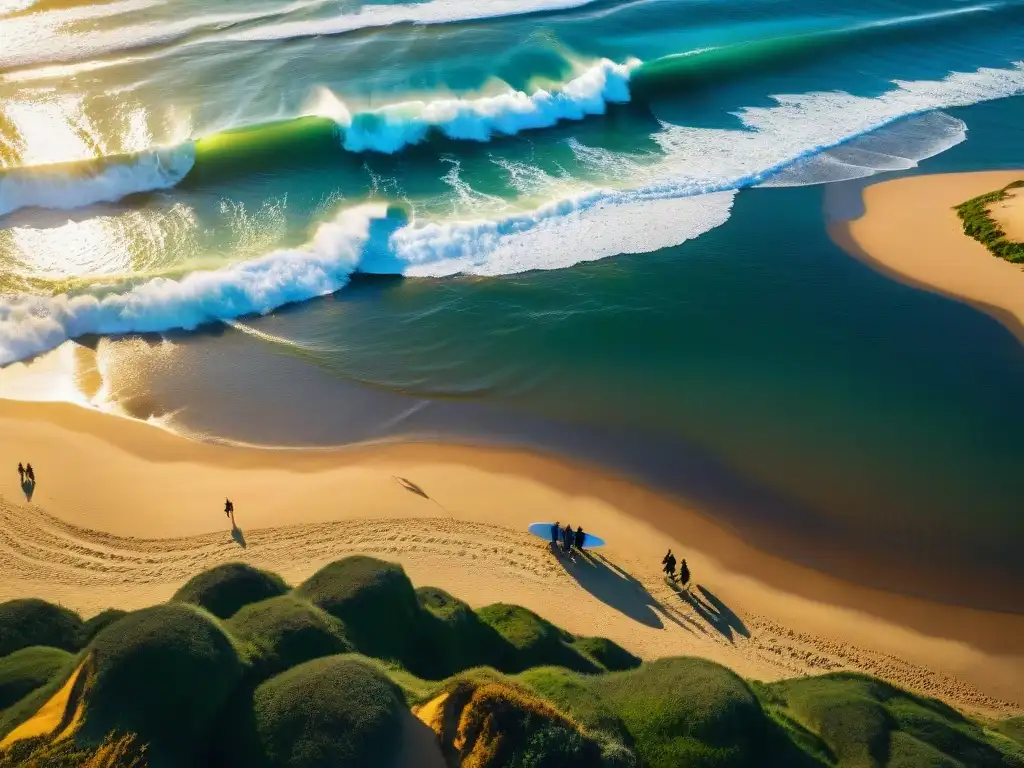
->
830, 170, 1024, 343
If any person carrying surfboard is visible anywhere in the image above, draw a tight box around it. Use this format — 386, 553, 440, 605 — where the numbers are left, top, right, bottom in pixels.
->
574, 526, 585, 552
551, 521, 560, 544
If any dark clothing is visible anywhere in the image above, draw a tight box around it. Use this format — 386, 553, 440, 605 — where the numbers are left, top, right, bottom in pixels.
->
663, 555, 676, 578
662, 550, 672, 566
563, 526, 573, 553
25, 464, 34, 482
574, 528, 585, 550
551, 524, 560, 543
678, 560, 690, 586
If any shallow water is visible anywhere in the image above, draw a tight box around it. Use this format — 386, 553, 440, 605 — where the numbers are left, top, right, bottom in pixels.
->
1, 0, 1023, 603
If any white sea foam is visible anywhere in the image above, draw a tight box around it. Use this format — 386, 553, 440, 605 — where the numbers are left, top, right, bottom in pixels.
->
0, 204, 385, 364
0, 144, 196, 217
759, 112, 967, 187
218, 0, 611, 44
3, 62, 1024, 363
314, 58, 639, 153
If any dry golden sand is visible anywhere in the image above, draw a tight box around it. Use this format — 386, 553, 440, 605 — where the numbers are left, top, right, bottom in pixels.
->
830, 170, 1024, 344
987, 185, 1024, 243
0, 399, 1021, 719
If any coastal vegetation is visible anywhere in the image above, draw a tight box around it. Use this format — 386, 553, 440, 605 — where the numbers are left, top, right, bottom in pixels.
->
954, 180, 1024, 262
0, 556, 1020, 767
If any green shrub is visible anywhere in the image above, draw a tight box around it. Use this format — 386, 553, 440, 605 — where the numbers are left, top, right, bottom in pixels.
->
77, 603, 243, 765
414, 587, 509, 677
476, 604, 600, 674
295, 557, 418, 662
954, 180, 1024, 263
227, 595, 351, 683
78, 610, 128, 647
0, 646, 73, 713
240, 655, 406, 768
571, 637, 641, 672
0, 653, 81, 741
519, 666, 632, 744
887, 730, 962, 768
766, 672, 1024, 768
999, 716, 1024, 746
0, 600, 83, 657
591, 657, 769, 767
422, 677, 604, 768
171, 563, 289, 620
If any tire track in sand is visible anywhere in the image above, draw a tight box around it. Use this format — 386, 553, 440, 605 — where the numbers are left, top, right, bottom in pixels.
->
0, 498, 1017, 719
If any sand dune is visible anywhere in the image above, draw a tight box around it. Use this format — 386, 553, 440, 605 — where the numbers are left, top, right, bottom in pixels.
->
0, 399, 1021, 719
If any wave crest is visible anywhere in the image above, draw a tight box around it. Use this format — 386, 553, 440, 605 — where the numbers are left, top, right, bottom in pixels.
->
0, 144, 196, 218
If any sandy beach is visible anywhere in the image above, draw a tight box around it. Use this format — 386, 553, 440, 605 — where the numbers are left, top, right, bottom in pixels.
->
830, 170, 1024, 343
0, 398, 1020, 719
988, 183, 1024, 243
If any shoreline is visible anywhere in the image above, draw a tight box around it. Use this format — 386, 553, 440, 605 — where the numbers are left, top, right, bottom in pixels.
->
828, 170, 1024, 345
0, 398, 1020, 718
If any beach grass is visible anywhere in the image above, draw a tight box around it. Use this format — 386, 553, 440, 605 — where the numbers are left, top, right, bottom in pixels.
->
0, 647, 73, 713
227, 595, 351, 684
0, 558, 1021, 767
171, 562, 290, 620
77, 603, 243, 764
237, 655, 406, 768
476, 603, 604, 674
954, 179, 1024, 262
0, 599, 83, 658
295, 556, 420, 664
78, 610, 128, 647
762, 672, 1024, 768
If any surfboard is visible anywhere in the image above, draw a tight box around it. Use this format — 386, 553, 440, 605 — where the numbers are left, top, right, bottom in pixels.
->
528, 522, 605, 548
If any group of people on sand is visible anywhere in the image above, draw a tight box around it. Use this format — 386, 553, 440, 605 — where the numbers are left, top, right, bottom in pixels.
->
550, 521, 587, 554
16, 463, 35, 485
662, 549, 690, 586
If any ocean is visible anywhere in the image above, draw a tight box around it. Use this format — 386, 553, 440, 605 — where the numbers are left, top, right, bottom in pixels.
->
1, 0, 1023, 606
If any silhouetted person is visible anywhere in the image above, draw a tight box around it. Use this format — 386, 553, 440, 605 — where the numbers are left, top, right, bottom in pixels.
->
662, 550, 676, 580
563, 524, 573, 553
550, 521, 560, 544
574, 526, 585, 551
225, 498, 234, 519
25, 464, 34, 483
17, 463, 24, 482
678, 558, 690, 587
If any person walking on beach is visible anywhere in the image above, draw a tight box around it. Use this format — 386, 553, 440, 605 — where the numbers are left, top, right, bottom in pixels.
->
574, 526, 585, 552
25, 463, 35, 483
551, 521, 560, 545
662, 549, 676, 580
563, 524, 573, 553
225, 498, 234, 520
678, 558, 690, 588
17, 463, 24, 483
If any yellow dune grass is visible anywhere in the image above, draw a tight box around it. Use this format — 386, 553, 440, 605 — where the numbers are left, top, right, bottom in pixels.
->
0, 660, 87, 748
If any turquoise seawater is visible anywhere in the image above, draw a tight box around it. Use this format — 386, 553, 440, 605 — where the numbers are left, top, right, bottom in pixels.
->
1, 0, 1023, 603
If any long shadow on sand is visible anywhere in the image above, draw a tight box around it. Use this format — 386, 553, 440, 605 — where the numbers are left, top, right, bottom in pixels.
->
669, 582, 749, 642
231, 523, 247, 549
552, 547, 672, 629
